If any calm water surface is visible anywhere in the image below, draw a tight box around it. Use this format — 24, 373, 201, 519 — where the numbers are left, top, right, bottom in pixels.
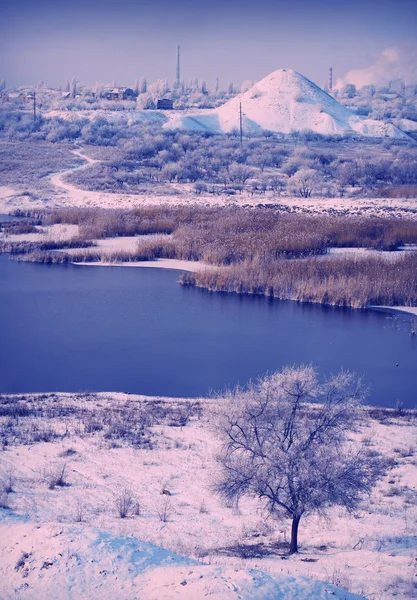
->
0, 214, 18, 221
0, 256, 416, 407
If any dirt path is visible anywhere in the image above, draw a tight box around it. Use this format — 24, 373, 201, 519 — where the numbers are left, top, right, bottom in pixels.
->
47, 148, 128, 207
49, 148, 99, 195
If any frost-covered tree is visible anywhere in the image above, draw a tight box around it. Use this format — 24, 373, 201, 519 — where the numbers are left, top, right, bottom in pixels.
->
70, 77, 77, 98
241, 80, 254, 93
136, 92, 155, 110
336, 161, 363, 187
288, 168, 320, 197
228, 162, 253, 184
148, 78, 169, 98
251, 150, 274, 172
342, 83, 357, 99
215, 366, 383, 554
161, 162, 179, 182
138, 77, 147, 94
93, 82, 104, 98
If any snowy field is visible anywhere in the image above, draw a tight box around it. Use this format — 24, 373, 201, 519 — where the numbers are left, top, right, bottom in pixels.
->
1, 393, 416, 599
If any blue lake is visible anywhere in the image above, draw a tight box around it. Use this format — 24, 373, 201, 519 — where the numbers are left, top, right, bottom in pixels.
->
0, 256, 416, 407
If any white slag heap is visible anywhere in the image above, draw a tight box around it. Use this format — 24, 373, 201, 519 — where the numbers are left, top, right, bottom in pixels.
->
166, 68, 408, 139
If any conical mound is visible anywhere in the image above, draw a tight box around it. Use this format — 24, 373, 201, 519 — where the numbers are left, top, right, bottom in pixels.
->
166, 68, 407, 138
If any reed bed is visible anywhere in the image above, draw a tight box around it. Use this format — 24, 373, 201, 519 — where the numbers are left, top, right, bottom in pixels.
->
180, 254, 417, 308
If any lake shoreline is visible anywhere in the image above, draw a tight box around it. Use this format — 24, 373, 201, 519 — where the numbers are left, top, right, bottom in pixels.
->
74, 258, 209, 273
369, 305, 417, 317
74, 259, 417, 317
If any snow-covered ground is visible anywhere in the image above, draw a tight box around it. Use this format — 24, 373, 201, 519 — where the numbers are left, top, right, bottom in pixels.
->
1, 393, 416, 599
1, 521, 364, 600
325, 246, 417, 261
1, 166, 417, 218
75, 258, 215, 272
394, 118, 417, 133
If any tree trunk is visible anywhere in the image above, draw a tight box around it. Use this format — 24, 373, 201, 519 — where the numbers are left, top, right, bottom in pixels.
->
289, 515, 301, 554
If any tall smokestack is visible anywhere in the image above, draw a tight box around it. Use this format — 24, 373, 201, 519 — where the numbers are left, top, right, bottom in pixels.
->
176, 45, 180, 88
328, 67, 333, 91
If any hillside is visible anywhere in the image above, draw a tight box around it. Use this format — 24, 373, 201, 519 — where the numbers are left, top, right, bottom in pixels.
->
166, 69, 408, 139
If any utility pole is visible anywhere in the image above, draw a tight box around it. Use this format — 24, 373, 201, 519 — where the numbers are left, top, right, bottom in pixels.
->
33, 91, 36, 122
328, 67, 333, 92
176, 45, 180, 88
239, 102, 243, 146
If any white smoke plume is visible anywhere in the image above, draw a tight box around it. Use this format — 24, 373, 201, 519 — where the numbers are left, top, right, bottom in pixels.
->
336, 46, 417, 89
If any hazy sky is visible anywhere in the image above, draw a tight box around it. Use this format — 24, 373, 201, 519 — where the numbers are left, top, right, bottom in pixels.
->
1, 0, 417, 89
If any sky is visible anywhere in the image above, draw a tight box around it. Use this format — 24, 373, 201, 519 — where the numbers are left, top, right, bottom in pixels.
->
1, 0, 417, 90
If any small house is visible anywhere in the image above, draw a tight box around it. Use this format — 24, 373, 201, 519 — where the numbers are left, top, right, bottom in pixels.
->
157, 98, 174, 110
6, 90, 33, 103
104, 87, 137, 101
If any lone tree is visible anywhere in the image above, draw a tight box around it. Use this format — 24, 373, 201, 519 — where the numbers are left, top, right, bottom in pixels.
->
215, 365, 383, 554
289, 168, 319, 198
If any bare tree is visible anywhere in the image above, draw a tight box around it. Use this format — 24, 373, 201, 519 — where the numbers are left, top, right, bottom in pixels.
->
215, 365, 383, 554
228, 163, 254, 185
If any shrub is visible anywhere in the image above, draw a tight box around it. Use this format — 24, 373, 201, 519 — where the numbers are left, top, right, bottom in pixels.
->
0, 492, 10, 509
157, 495, 173, 522
114, 487, 135, 518
74, 498, 86, 522
15, 552, 30, 570
45, 462, 68, 489
0, 468, 15, 494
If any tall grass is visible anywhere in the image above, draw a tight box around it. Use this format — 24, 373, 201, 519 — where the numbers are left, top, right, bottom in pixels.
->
42, 206, 200, 238
0, 238, 95, 256
180, 254, 417, 309
27, 206, 417, 257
